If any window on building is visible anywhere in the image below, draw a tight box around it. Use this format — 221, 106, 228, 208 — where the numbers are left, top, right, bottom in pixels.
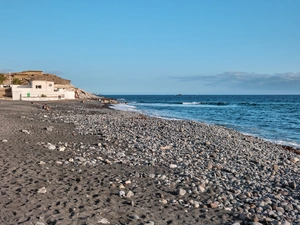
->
49, 84, 52, 87
36, 85, 42, 89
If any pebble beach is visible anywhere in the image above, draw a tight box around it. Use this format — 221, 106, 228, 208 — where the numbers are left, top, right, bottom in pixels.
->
1, 100, 299, 225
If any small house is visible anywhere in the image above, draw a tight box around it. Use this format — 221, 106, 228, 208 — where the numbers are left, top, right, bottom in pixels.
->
11, 80, 75, 101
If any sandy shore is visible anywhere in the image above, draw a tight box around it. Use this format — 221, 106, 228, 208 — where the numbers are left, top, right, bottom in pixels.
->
0, 100, 299, 225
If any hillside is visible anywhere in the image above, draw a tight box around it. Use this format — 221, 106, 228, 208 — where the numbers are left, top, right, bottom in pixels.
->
0, 71, 116, 102
27, 73, 71, 85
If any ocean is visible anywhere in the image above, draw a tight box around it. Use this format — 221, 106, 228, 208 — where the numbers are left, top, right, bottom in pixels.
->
103, 95, 300, 148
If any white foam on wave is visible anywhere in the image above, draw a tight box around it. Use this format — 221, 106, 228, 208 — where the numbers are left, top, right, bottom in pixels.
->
146, 111, 180, 121
272, 140, 300, 148
182, 102, 201, 105
109, 103, 139, 112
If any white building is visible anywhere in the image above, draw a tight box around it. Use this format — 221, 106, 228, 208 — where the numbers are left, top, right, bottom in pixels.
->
11, 80, 75, 101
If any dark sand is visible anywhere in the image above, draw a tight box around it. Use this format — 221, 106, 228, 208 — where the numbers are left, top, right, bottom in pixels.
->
0, 100, 237, 225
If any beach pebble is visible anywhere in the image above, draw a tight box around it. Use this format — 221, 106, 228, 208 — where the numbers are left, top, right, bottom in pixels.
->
178, 188, 186, 196
35, 222, 45, 225
169, 164, 177, 168
125, 180, 131, 185
290, 157, 299, 163
39, 161, 46, 165
37, 187, 47, 194
149, 174, 155, 178
77, 157, 86, 162
98, 217, 110, 224
129, 214, 140, 219
160, 145, 171, 150
2, 139, 8, 142
159, 199, 168, 204
58, 146, 66, 151
198, 185, 205, 193
289, 182, 297, 189
210, 202, 219, 209
21, 129, 30, 134
144, 221, 155, 225
45, 126, 53, 131
47, 144, 56, 150
126, 190, 134, 198
119, 191, 126, 197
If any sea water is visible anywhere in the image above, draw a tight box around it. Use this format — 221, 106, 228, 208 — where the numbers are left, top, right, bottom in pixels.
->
104, 95, 300, 148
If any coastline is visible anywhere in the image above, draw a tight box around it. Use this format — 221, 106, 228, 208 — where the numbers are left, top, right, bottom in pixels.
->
1, 100, 299, 224
111, 101, 300, 152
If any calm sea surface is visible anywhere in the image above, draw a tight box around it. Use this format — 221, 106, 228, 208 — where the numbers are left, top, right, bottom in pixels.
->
104, 95, 300, 148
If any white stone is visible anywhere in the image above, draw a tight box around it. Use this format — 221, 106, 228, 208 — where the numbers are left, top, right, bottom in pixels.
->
119, 191, 126, 197
35, 222, 45, 225
169, 164, 177, 168
199, 186, 205, 193
47, 144, 56, 150
159, 199, 168, 204
2, 139, 8, 143
98, 217, 110, 224
126, 190, 134, 198
125, 180, 131, 185
292, 157, 299, 163
58, 146, 66, 152
21, 130, 30, 134
149, 174, 155, 178
178, 188, 186, 196
37, 187, 47, 194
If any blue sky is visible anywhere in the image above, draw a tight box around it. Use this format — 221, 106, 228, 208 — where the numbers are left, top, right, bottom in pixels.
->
1, 0, 300, 94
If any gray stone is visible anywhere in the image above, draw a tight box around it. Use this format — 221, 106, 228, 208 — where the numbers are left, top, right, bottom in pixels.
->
77, 157, 86, 162
289, 181, 297, 189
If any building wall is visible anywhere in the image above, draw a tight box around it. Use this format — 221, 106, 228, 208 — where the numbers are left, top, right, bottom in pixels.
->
31, 80, 54, 92
11, 80, 75, 101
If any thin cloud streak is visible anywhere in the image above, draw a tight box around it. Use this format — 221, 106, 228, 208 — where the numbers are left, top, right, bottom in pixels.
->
170, 72, 300, 94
